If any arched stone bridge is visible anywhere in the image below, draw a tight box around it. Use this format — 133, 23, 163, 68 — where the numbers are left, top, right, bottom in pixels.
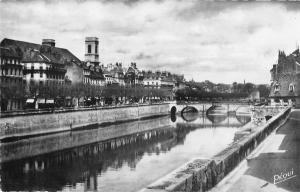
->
169, 102, 251, 115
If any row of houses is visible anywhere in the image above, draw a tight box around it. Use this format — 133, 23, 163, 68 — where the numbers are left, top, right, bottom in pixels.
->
0, 37, 185, 111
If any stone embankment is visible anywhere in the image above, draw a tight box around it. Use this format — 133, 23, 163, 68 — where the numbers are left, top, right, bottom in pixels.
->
0, 104, 169, 140
140, 107, 291, 192
0, 116, 172, 163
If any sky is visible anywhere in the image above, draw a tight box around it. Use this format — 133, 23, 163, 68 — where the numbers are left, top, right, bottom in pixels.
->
1, 0, 300, 84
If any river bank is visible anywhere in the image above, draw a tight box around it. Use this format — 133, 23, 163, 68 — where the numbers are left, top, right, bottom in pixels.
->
0, 103, 169, 141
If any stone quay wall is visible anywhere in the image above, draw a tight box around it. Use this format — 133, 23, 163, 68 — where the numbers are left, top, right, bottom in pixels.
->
0, 104, 170, 140
0, 116, 172, 163
141, 107, 291, 192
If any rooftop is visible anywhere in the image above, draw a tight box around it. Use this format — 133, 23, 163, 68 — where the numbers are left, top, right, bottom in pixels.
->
0, 38, 81, 65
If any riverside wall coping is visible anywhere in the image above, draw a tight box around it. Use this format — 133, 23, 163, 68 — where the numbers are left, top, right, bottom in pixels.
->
140, 107, 291, 192
0, 103, 170, 118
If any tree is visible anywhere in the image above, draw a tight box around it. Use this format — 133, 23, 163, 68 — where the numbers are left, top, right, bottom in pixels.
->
243, 83, 256, 95
257, 84, 270, 98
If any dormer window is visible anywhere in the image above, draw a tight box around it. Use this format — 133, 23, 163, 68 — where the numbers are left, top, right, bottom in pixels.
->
274, 83, 280, 92
289, 83, 295, 92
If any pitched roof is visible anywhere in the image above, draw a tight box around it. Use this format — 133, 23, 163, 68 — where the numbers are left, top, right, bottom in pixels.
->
0, 38, 81, 65
0, 46, 22, 58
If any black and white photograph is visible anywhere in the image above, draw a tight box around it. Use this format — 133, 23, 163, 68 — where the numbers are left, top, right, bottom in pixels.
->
0, 0, 300, 191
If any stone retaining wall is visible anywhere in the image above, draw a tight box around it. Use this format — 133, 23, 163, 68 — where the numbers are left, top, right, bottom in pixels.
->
0, 104, 170, 140
0, 116, 172, 163
141, 107, 291, 192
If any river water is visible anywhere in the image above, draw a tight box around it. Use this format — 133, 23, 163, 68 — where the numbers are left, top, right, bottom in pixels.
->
0, 111, 251, 192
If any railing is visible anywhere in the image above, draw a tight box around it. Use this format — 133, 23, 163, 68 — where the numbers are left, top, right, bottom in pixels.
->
176, 100, 252, 105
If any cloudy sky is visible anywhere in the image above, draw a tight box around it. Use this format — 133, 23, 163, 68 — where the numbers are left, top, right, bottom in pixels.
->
1, 0, 300, 84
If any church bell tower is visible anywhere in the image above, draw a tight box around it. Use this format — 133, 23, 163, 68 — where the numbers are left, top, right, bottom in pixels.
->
85, 37, 99, 66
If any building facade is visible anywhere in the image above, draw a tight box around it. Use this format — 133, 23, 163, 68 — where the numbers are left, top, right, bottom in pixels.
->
0, 47, 24, 111
0, 38, 83, 86
124, 63, 144, 86
269, 49, 300, 106
143, 71, 178, 90
0, 38, 104, 109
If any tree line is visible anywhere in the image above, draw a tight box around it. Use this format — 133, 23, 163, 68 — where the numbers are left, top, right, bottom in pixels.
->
175, 81, 270, 101
0, 81, 174, 105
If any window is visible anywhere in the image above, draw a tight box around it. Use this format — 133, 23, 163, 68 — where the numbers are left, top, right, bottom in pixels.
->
289, 83, 295, 92
40, 66, 43, 78
95, 45, 98, 54
88, 44, 91, 53
274, 83, 280, 92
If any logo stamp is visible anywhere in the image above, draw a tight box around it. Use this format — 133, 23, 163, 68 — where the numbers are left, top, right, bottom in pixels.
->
274, 168, 296, 185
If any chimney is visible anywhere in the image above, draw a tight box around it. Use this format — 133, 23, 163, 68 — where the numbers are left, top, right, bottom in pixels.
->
42, 39, 55, 47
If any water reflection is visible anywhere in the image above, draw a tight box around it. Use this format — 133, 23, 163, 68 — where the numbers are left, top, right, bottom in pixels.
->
0, 111, 251, 192
181, 112, 251, 127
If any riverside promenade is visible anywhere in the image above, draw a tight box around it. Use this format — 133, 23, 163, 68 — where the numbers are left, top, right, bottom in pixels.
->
211, 109, 300, 192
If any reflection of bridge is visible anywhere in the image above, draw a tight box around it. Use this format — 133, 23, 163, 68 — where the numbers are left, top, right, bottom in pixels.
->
169, 102, 251, 115
177, 113, 251, 128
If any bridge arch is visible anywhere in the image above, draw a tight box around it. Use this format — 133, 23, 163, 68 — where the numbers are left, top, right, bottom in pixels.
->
170, 106, 177, 122
181, 106, 198, 114
206, 105, 219, 115
171, 106, 177, 115
236, 115, 251, 125
181, 112, 198, 122
235, 105, 251, 114
206, 114, 227, 124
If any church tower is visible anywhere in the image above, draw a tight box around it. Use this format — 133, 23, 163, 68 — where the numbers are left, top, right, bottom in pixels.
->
85, 37, 99, 66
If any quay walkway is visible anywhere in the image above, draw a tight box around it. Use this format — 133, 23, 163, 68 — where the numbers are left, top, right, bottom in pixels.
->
211, 109, 300, 192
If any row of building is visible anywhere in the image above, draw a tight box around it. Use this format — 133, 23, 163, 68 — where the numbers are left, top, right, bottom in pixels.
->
0, 37, 185, 111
